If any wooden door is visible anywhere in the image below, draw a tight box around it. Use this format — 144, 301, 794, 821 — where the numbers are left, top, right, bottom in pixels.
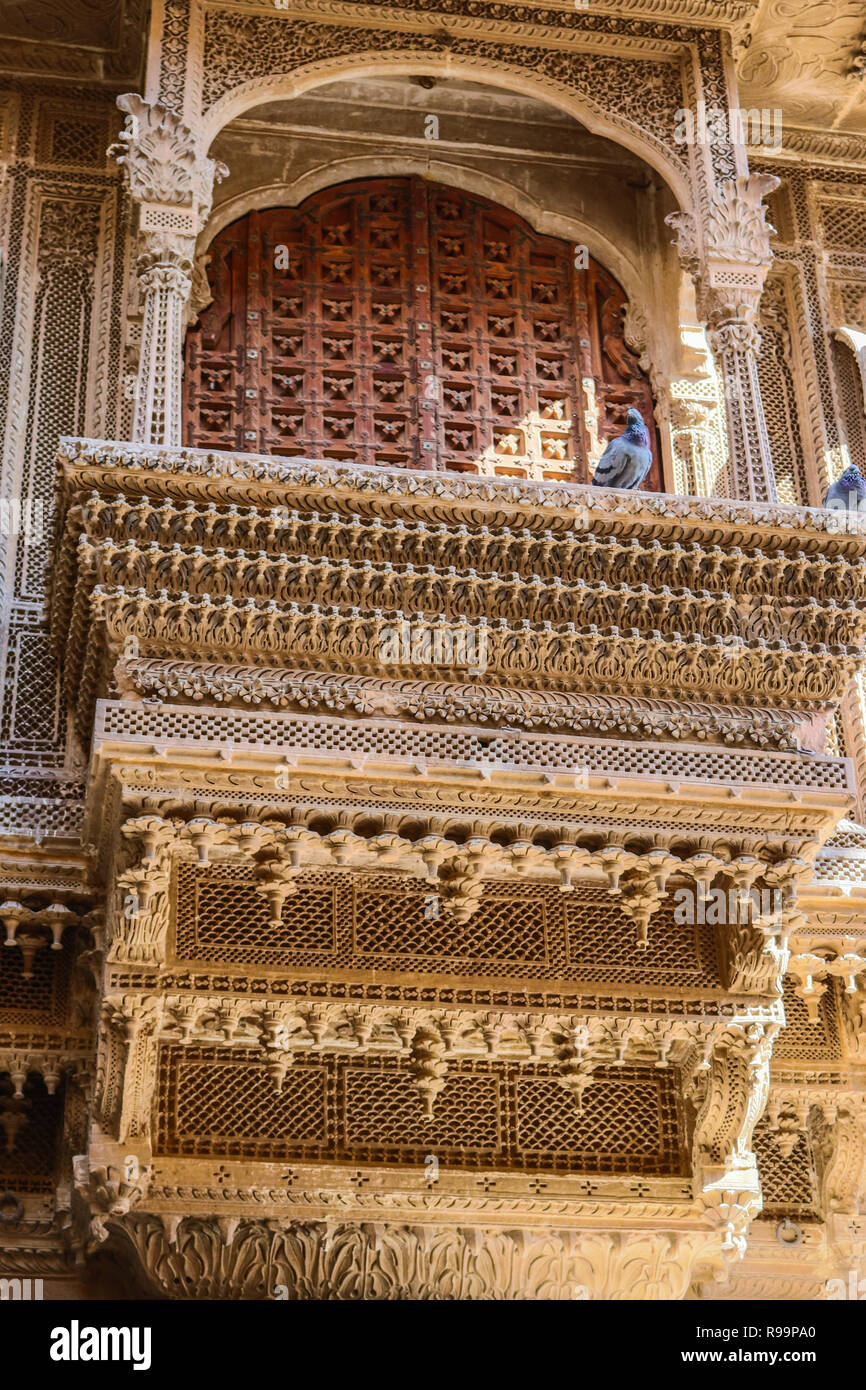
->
184, 177, 661, 488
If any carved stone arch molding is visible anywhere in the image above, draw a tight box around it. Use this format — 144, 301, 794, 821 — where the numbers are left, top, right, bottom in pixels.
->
132, 4, 781, 497
197, 45, 697, 213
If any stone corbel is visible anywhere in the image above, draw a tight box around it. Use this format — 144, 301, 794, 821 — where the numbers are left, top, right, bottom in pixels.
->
787, 953, 829, 1022
721, 858, 790, 994
72, 907, 104, 1029
725, 923, 789, 996
110, 816, 178, 965
797, 1099, 866, 1229
697, 1187, 763, 1264
408, 1025, 448, 1119
691, 1021, 778, 1207
788, 943, 866, 1024
252, 826, 318, 925
764, 1095, 810, 1158
254, 852, 304, 927
100, 996, 163, 1144
764, 858, 813, 940
121, 813, 178, 868
842, 977, 866, 1058
74, 1142, 152, 1246
0, 1054, 85, 1159
180, 816, 232, 864
109, 867, 170, 967
0, 897, 79, 978
622, 297, 650, 373
436, 846, 489, 924
259, 1004, 294, 1093
554, 1024, 598, 1112
614, 870, 666, 950
666, 208, 700, 284
189, 247, 214, 326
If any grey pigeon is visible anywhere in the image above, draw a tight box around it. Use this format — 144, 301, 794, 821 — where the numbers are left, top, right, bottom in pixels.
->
823, 464, 866, 513
591, 408, 652, 490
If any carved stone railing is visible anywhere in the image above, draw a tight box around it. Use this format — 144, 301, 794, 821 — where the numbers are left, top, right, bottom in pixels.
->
51, 438, 866, 744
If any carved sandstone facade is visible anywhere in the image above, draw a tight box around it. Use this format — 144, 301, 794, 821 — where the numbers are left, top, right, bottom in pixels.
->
1, 0, 866, 1302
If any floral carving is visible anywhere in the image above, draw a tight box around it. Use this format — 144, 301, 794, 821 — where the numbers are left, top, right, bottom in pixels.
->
705, 174, 781, 269
100, 1215, 729, 1300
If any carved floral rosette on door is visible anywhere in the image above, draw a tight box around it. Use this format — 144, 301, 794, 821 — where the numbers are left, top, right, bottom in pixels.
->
184, 178, 660, 487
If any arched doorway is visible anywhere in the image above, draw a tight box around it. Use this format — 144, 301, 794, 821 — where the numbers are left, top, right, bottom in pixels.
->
184, 177, 661, 487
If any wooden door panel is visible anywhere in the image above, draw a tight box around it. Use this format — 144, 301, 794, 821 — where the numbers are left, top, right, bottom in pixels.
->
184, 217, 248, 452
184, 177, 661, 488
428, 189, 585, 479
256, 181, 419, 468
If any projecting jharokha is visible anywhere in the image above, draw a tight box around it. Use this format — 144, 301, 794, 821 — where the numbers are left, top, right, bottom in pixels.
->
1, 0, 866, 1306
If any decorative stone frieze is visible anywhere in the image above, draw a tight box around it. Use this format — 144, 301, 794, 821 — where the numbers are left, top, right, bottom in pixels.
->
51, 440, 866, 748
96, 1214, 732, 1300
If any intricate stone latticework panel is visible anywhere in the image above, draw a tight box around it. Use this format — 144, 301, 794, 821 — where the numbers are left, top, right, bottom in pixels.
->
0, 89, 128, 835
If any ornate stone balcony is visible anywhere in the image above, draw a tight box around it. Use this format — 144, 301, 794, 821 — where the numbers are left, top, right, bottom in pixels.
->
47, 437, 866, 1297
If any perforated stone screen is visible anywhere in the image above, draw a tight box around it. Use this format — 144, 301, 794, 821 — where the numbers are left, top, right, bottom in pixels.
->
0, 931, 74, 1027
155, 1045, 688, 1176
174, 863, 722, 986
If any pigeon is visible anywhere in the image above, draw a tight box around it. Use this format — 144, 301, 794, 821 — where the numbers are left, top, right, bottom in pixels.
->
591, 409, 652, 490
823, 464, 866, 513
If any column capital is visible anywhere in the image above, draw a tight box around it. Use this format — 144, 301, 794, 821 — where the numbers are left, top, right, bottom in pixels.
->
110, 93, 227, 228
706, 320, 763, 356
137, 254, 193, 299
667, 174, 781, 503
704, 173, 780, 267
667, 173, 780, 332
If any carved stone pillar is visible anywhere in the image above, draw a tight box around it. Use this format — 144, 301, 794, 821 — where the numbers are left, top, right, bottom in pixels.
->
690, 1020, 778, 1258
134, 253, 192, 446
109, 94, 227, 447
668, 174, 780, 505
706, 318, 775, 504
